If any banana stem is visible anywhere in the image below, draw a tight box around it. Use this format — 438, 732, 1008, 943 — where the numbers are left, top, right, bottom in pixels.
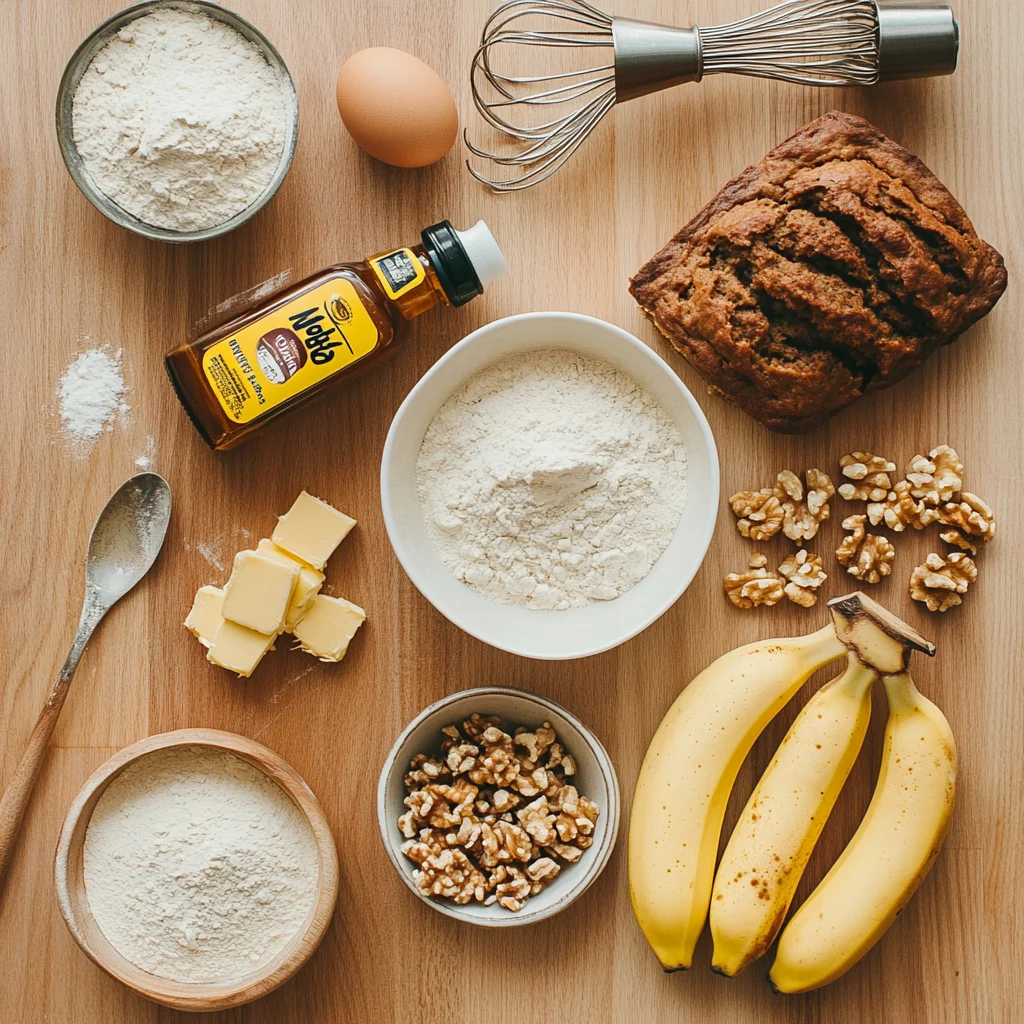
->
806, 623, 849, 663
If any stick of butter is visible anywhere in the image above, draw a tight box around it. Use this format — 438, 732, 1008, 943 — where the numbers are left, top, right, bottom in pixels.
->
207, 619, 276, 678
293, 594, 366, 662
255, 539, 325, 630
272, 491, 356, 570
222, 549, 299, 635
184, 585, 225, 647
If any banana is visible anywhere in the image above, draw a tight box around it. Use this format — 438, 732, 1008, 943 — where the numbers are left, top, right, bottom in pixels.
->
710, 652, 876, 977
628, 624, 847, 970
769, 669, 957, 993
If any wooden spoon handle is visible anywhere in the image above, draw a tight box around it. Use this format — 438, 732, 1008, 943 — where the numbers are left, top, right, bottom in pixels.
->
0, 684, 72, 885
0, 598, 104, 891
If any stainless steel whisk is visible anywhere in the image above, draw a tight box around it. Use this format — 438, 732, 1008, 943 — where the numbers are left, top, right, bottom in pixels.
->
467, 0, 958, 191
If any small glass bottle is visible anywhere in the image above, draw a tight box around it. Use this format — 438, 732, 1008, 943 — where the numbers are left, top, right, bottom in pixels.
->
165, 220, 507, 450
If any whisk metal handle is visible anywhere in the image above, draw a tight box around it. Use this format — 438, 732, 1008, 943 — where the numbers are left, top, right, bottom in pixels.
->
612, 19, 702, 102
876, 2, 959, 80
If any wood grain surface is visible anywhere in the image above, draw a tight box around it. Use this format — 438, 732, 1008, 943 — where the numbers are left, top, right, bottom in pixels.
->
0, 0, 1020, 1022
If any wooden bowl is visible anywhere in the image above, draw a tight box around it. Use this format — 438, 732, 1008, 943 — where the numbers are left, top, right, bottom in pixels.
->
54, 729, 339, 1012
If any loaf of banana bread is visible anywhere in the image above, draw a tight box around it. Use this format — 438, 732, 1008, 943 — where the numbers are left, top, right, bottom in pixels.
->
629, 111, 1007, 433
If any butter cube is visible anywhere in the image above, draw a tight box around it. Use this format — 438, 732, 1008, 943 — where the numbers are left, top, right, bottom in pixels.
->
293, 594, 366, 662
272, 491, 356, 570
222, 550, 299, 634
256, 538, 324, 630
184, 586, 225, 648
207, 619, 276, 678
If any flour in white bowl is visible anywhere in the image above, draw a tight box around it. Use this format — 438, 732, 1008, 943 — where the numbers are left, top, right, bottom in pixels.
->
416, 349, 687, 610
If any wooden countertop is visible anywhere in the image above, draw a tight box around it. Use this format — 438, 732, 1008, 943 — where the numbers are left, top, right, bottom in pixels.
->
0, 0, 1019, 1021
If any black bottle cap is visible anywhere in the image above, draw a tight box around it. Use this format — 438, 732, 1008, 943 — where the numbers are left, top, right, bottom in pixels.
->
421, 220, 483, 307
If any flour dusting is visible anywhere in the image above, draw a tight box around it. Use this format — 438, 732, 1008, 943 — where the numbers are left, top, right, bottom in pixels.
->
57, 347, 130, 442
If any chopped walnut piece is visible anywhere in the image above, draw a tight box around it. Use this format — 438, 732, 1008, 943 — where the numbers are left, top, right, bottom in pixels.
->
906, 445, 964, 505
938, 492, 996, 542
835, 515, 895, 584
910, 552, 978, 612
399, 714, 599, 912
940, 529, 979, 556
401, 832, 489, 905
778, 549, 827, 607
776, 469, 834, 544
724, 552, 784, 609
867, 480, 940, 532
526, 857, 560, 883
838, 453, 896, 502
729, 487, 784, 541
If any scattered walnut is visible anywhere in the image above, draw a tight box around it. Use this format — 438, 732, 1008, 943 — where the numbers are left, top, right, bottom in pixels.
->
399, 715, 599, 911
778, 549, 827, 607
838, 453, 896, 502
729, 488, 784, 541
866, 480, 940, 532
724, 552, 784, 609
910, 552, 978, 612
937, 492, 996, 542
906, 445, 964, 505
776, 468, 834, 544
835, 515, 895, 584
940, 528, 978, 556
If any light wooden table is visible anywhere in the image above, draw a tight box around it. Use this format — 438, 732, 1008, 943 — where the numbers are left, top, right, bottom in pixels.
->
0, 0, 1020, 1021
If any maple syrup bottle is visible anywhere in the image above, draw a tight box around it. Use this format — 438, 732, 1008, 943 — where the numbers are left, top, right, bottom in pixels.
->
166, 220, 507, 450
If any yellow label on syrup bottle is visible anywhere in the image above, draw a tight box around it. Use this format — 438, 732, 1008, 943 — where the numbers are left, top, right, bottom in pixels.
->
368, 248, 427, 301
201, 277, 380, 423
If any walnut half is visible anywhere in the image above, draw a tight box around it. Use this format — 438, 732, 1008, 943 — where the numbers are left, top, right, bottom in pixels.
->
938, 492, 996, 542
910, 552, 978, 612
729, 488, 784, 542
778, 549, 827, 607
838, 452, 896, 502
777, 468, 835, 544
836, 515, 895, 584
906, 445, 964, 505
724, 553, 784, 609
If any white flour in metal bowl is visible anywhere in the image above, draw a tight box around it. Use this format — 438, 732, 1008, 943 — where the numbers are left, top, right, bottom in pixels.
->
416, 349, 687, 610
72, 9, 291, 232
83, 745, 318, 984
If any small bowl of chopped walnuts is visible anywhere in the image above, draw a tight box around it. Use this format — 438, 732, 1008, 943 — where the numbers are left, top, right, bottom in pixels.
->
377, 687, 620, 925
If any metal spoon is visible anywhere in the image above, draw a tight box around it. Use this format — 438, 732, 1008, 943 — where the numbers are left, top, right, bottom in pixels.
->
0, 472, 171, 890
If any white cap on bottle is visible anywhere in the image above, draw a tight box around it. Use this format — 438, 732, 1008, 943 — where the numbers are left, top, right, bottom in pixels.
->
455, 221, 509, 291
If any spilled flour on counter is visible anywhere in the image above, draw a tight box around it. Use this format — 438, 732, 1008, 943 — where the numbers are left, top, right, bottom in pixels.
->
57, 346, 130, 443
83, 745, 319, 983
416, 349, 687, 610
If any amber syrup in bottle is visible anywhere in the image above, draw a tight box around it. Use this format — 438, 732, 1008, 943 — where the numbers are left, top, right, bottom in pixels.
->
166, 220, 507, 450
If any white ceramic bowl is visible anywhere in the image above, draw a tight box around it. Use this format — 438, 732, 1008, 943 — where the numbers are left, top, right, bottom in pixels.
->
377, 687, 620, 927
380, 311, 719, 659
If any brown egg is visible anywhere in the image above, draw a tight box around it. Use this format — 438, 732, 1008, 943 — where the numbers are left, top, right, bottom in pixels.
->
336, 48, 458, 168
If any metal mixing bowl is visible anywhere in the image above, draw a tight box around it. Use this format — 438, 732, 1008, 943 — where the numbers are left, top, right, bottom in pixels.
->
55, 0, 299, 243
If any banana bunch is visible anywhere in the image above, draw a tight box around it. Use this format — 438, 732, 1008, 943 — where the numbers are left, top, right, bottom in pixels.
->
629, 592, 957, 992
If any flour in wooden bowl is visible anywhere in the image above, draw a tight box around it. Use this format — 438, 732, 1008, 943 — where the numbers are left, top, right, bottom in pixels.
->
82, 745, 319, 984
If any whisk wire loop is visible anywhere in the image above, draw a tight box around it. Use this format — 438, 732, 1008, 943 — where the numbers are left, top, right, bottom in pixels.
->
468, 0, 956, 191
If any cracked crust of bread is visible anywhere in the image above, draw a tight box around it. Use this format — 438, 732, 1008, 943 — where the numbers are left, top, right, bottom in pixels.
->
629, 111, 1007, 433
